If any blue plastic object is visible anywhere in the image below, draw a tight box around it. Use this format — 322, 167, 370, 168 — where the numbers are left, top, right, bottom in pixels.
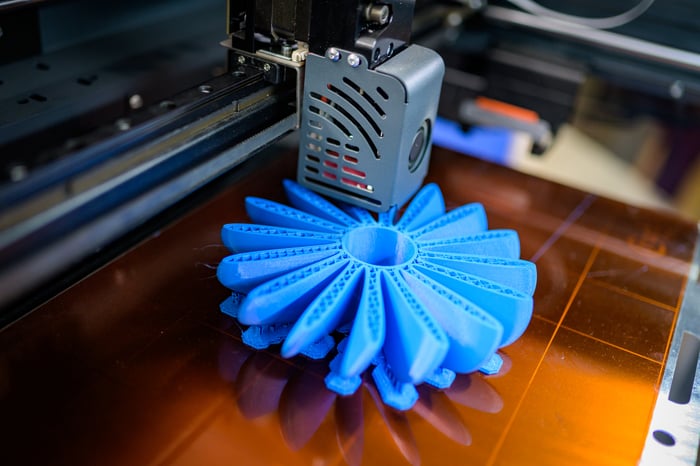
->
217, 180, 536, 410
432, 117, 514, 165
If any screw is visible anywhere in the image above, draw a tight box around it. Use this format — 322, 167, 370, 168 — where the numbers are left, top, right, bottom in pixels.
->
262, 63, 271, 72
115, 118, 131, 131
365, 4, 390, 25
280, 42, 293, 58
670, 80, 685, 99
347, 54, 361, 68
237, 55, 246, 64
326, 48, 341, 62
446, 11, 463, 27
128, 94, 143, 110
8, 164, 28, 182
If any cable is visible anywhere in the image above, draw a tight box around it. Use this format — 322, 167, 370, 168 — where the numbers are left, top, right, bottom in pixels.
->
506, 0, 655, 29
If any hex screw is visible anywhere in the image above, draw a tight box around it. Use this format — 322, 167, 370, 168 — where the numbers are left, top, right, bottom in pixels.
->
670, 80, 685, 99
237, 55, 246, 64
280, 42, 293, 58
326, 48, 341, 62
365, 4, 390, 25
347, 54, 361, 68
128, 94, 143, 110
263, 63, 271, 72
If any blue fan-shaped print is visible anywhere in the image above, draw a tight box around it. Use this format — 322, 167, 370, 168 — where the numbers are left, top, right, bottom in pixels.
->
217, 180, 536, 410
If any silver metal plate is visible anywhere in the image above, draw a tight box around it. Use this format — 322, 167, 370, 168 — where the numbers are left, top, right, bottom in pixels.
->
641, 225, 700, 466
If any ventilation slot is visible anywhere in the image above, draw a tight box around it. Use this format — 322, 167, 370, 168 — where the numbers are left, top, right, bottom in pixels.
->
305, 176, 381, 206
309, 93, 379, 159
309, 106, 351, 139
377, 87, 389, 100
341, 178, 372, 192
342, 77, 386, 117
327, 84, 383, 138
306, 141, 322, 152
342, 166, 366, 178
77, 75, 98, 86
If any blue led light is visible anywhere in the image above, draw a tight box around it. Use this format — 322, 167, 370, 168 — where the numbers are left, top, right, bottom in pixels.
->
217, 180, 536, 410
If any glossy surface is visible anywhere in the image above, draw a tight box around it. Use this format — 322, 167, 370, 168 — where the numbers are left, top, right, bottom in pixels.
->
0, 147, 696, 466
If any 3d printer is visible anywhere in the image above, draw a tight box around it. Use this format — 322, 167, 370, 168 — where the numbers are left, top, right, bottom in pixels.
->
2, 0, 699, 315
0, 1, 698, 464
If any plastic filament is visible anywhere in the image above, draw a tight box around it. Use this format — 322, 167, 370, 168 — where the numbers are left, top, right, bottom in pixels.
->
217, 180, 536, 410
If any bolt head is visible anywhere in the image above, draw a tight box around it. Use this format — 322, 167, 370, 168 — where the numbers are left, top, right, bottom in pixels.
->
263, 63, 271, 72
347, 54, 361, 68
128, 94, 143, 110
8, 164, 28, 182
670, 80, 685, 99
365, 4, 390, 25
326, 48, 341, 62
115, 118, 131, 131
237, 55, 246, 64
